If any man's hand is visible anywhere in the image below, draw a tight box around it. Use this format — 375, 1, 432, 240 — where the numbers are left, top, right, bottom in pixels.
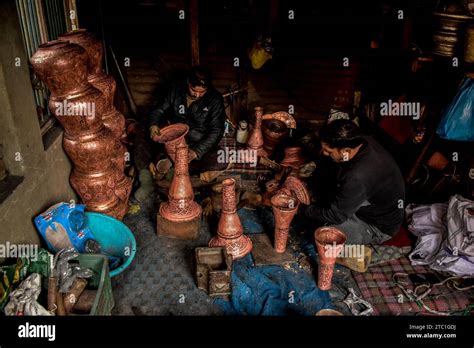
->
188, 149, 198, 162
150, 126, 161, 142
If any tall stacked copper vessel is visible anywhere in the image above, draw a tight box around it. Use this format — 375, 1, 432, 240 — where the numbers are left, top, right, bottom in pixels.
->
30, 31, 131, 220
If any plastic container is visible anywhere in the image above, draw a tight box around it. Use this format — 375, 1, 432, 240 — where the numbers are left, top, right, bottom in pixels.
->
72, 254, 114, 315
85, 212, 137, 277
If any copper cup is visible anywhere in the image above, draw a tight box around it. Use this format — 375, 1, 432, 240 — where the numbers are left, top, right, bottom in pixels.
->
314, 227, 347, 290
271, 192, 299, 253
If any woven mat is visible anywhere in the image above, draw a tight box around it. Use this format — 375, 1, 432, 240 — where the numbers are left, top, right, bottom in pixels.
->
353, 257, 472, 315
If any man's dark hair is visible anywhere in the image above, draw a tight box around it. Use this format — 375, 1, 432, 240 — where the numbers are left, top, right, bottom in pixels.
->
319, 119, 364, 149
188, 66, 211, 88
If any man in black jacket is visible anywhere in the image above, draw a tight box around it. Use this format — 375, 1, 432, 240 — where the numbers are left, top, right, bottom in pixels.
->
149, 66, 226, 163
133, 66, 226, 202
299, 119, 405, 244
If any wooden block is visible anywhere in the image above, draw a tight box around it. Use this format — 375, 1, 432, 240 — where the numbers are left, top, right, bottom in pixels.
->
250, 233, 294, 266
156, 212, 201, 240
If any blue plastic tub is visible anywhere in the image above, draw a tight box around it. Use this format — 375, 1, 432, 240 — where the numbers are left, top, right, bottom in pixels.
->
85, 212, 137, 277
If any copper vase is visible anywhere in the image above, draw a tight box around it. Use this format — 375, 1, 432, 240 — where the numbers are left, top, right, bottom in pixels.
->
155, 123, 189, 162
271, 192, 298, 253
247, 106, 268, 158
262, 119, 288, 156
31, 41, 130, 219
280, 147, 305, 170
159, 145, 202, 222
209, 178, 252, 259
314, 227, 347, 290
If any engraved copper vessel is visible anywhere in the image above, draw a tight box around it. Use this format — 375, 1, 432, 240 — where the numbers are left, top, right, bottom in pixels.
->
155, 123, 189, 162
58, 29, 126, 140
209, 178, 253, 259
262, 111, 297, 129
31, 41, 130, 219
159, 145, 202, 222
262, 119, 288, 156
280, 147, 305, 170
271, 192, 299, 253
314, 227, 347, 290
247, 106, 268, 158
281, 176, 310, 205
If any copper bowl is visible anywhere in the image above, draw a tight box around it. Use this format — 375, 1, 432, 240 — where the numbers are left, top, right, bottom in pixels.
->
155, 123, 189, 162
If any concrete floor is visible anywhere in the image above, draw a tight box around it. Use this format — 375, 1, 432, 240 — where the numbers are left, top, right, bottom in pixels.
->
111, 185, 358, 316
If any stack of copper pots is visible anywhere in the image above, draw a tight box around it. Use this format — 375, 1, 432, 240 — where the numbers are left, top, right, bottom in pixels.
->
30, 31, 131, 220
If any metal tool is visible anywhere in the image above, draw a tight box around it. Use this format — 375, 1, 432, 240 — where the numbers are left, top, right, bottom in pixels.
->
343, 288, 374, 316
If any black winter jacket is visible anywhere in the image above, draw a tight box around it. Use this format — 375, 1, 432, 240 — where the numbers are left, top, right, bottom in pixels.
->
149, 84, 226, 160
301, 136, 405, 235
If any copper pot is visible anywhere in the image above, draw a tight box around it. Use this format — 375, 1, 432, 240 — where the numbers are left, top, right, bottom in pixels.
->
262, 119, 288, 156
271, 192, 298, 253
314, 227, 347, 290
58, 29, 126, 139
247, 106, 268, 158
159, 145, 202, 222
280, 147, 305, 169
209, 178, 252, 259
155, 123, 189, 162
58, 29, 103, 77
30, 41, 89, 97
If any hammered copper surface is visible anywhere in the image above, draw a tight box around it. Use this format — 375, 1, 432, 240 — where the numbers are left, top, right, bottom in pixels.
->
282, 176, 310, 205
155, 123, 189, 162
159, 145, 202, 222
314, 227, 347, 290
209, 178, 252, 259
31, 41, 130, 219
262, 111, 297, 129
280, 147, 305, 169
262, 119, 288, 156
271, 193, 298, 253
58, 29, 126, 139
247, 106, 268, 158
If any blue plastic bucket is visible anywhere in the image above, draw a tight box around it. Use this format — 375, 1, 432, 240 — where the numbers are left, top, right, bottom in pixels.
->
85, 212, 137, 277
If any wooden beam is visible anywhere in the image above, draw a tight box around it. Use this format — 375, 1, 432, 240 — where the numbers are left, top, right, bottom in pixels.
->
190, 0, 199, 66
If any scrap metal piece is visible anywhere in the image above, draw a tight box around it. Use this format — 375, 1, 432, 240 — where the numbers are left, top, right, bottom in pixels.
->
343, 288, 374, 316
